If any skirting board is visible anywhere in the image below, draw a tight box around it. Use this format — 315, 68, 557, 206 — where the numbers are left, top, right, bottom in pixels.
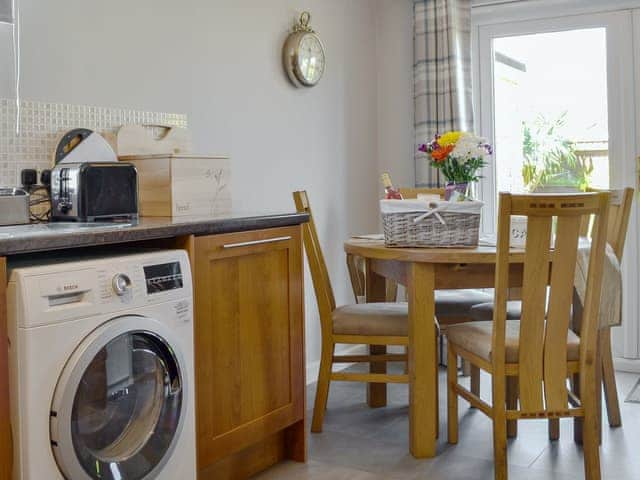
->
614, 357, 640, 374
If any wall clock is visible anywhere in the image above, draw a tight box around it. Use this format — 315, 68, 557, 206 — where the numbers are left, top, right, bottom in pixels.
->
283, 12, 326, 88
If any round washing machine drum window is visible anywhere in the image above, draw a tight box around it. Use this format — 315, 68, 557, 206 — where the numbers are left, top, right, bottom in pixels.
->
50, 316, 187, 480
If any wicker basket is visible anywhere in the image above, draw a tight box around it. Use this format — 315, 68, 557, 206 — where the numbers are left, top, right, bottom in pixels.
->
381, 199, 482, 248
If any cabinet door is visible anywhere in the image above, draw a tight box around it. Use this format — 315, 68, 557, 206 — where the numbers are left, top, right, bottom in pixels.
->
193, 226, 305, 469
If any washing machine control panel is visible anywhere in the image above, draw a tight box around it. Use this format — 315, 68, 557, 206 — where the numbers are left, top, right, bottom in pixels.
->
143, 261, 184, 294
12, 250, 193, 327
95, 255, 189, 306
97, 264, 185, 305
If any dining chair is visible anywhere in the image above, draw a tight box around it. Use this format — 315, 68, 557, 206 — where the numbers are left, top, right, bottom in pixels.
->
468, 187, 633, 433
446, 191, 610, 480
294, 191, 423, 433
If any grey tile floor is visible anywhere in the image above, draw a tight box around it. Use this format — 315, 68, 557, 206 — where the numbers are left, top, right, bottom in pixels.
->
254, 364, 640, 479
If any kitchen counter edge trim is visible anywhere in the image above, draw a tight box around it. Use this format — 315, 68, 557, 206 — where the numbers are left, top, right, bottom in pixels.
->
0, 213, 310, 256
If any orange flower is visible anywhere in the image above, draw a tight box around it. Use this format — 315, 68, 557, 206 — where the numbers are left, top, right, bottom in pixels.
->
431, 145, 454, 163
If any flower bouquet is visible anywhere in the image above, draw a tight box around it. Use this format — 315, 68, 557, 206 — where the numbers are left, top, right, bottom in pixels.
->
419, 131, 492, 200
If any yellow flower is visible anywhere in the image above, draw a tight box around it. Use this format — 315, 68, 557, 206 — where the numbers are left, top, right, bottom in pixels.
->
438, 131, 463, 147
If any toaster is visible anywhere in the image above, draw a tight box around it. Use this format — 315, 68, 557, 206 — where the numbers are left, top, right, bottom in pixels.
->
51, 162, 138, 221
0, 188, 30, 225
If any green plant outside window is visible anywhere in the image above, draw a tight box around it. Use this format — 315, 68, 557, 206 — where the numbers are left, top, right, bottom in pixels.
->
521, 112, 594, 192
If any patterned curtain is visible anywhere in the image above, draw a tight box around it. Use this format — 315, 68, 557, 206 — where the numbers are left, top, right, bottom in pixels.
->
414, 0, 474, 186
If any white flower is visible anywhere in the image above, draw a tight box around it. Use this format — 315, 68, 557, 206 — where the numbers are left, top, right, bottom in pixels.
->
451, 133, 489, 161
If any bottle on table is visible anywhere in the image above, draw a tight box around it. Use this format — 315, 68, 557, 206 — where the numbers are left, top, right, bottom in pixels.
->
381, 173, 403, 200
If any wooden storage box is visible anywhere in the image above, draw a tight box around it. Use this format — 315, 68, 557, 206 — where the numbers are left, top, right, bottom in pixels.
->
120, 154, 231, 217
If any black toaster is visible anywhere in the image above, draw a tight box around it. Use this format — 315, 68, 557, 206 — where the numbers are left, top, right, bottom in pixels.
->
51, 162, 138, 222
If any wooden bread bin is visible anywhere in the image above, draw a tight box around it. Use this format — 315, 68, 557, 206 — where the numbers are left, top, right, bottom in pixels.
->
119, 153, 231, 217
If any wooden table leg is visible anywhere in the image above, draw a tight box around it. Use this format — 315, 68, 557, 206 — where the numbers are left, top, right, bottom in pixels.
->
407, 262, 437, 458
366, 260, 388, 408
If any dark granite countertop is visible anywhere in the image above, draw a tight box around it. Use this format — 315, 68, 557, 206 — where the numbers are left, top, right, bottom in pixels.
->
0, 212, 309, 256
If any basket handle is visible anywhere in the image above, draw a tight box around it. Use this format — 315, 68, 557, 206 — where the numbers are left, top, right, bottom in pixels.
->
414, 205, 446, 225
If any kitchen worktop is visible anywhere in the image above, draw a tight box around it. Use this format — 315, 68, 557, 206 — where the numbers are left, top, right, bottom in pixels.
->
0, 212, 309, 256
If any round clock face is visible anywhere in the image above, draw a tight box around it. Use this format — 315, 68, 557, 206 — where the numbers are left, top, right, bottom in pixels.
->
296, 34, 326, 86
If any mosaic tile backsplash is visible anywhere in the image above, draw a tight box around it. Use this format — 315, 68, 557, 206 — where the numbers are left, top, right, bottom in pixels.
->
0, 98, 188, 187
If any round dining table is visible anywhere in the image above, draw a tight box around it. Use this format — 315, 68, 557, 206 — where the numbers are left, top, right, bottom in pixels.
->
344, 238, 529, 459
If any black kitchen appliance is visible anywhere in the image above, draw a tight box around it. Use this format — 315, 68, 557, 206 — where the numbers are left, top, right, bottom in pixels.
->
50, 162, 138, 222
50, 128, 138, 222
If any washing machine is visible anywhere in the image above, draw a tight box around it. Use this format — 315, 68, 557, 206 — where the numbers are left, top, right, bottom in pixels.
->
7, 250, 196, 480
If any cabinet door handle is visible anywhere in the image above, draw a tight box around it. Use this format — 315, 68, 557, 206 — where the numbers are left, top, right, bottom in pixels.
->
222, 236, 292, 249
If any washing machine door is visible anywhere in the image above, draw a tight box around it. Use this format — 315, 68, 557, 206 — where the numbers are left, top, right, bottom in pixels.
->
50, 315, 187, 480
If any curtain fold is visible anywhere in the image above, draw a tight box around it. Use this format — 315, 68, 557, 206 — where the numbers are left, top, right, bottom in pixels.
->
414, 0, 474, 186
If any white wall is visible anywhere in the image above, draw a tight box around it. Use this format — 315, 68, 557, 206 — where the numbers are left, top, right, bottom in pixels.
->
375, 0, 415, 192
0, 0, 415, 371
0, 23, 12, 95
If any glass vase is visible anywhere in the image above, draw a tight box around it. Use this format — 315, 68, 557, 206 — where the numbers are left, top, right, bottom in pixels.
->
444, 182, 468, 201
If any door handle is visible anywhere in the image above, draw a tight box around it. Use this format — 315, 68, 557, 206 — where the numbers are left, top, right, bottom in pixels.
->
222, 236, 292, 249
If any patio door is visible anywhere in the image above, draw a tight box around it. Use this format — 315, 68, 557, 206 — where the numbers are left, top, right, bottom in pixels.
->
475, 8, 640, 363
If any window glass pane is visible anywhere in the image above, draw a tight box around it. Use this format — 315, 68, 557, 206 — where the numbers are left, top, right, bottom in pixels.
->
493, 28, 609, 194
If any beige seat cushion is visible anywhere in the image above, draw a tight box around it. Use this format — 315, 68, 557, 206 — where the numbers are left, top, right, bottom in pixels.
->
470, 301, 522, 321
435, 289, 493, 317
446, 320, 580, 363
333, 303, 408, 336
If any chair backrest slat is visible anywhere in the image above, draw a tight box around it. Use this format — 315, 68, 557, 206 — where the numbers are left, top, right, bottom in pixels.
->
580, 198, 610, 366
518, 215, 552, 412
543, 215, 581, 411
493, 192, 610, 414
293, 192, 336, 335
579, 213, 591, 238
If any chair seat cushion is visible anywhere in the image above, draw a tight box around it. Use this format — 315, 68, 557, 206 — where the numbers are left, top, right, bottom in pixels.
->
333, 303, 408, 336
469, 301, 523, 321
445, 320, 580, 363
435, 289, 494, 317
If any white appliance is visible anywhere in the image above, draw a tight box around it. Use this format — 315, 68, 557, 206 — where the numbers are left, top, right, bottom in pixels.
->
7, 250, 196, 480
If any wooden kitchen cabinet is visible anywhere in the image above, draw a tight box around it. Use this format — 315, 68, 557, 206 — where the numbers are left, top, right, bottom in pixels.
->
192, 226, 306, 479
0, 258, 11, 480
